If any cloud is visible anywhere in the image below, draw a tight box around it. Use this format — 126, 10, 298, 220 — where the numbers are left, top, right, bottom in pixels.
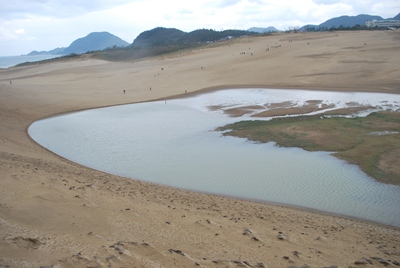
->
0, 27, 17, 40
0, 26, 34, 41
1, 0, 399, 56
15, 28, 25, 34
215, 0, 242, 8
0, 0, 137, 20
313, 0, 342, 4
178, 8, 194, 15
312, 0, 400, 17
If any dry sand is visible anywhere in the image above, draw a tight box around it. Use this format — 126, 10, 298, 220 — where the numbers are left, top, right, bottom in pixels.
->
0, 30, 400, 267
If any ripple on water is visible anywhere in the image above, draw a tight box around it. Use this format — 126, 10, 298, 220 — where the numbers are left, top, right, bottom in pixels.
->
28, 89, 400, 227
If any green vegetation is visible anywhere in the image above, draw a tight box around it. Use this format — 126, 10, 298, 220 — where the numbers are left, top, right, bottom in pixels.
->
302, 24, 372, 32
15, 43, 208, 66
131, 27, 257, 48
217, 112, 400, 184
16, 28, 261, 65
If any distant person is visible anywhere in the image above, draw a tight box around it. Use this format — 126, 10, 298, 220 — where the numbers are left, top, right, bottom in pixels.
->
10, 81, 12, 84
123, 90, 125, 94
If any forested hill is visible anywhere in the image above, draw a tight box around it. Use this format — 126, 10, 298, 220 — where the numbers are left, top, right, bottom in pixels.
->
131, 27, 256, 48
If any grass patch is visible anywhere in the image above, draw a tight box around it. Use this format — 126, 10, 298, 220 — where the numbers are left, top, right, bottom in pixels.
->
217, 112, 400, 184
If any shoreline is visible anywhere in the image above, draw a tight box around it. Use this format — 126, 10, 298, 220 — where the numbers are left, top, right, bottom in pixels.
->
163, 84, 400, 102
1, 30, 400, 267
29, 84, 400, 122
26, 120, 400, 230
141, 182, 400, 230
27, 87, 400, 229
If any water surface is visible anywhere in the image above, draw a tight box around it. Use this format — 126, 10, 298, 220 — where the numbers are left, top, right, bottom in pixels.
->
0, 55, 61, 68
29, 88, 400, 227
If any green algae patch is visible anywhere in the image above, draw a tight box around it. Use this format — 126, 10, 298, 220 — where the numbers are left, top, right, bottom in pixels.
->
217, 112, 400, 185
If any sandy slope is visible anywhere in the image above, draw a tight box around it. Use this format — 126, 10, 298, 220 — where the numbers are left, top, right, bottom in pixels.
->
0, 30, 399, 268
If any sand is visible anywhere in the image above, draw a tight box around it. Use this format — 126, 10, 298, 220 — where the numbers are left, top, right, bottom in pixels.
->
0, 30, 399, 268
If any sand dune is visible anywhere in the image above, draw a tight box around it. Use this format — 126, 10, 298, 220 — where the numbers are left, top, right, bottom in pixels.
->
0, 30, 399, 267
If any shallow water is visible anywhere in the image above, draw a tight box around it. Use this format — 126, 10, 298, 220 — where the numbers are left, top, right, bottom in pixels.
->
29, 88, 400, 227
0, 55, 61, 68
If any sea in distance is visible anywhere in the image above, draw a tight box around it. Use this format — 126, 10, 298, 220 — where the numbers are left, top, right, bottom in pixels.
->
0, 55, 61, 68
28, 88, 400, 227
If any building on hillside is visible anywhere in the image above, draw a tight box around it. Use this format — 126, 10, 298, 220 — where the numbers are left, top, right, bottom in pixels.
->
366, 19, 400, 28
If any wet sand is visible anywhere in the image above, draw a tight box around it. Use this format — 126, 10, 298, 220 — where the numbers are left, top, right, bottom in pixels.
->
0, 30, 400, 267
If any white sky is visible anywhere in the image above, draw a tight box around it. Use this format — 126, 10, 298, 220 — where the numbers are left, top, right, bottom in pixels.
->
1, 0, 399, 56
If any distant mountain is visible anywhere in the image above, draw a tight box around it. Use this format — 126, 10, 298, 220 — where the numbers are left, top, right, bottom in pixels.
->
299, 24, 318, 31
300, 14, 384, 31
27, 47, 65, 56
26, 12, 400, 57
63, 32, 129, 54
247, 27, 279, 33
131, 27, 186, 48
320, 14, 383, 28
391, 12, 400, 20
179, 29, 252, 43
28, 32, 129, 56
131, 27, 255, 48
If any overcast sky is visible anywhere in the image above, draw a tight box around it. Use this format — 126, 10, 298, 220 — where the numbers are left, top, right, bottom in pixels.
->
1, 0, 399, 56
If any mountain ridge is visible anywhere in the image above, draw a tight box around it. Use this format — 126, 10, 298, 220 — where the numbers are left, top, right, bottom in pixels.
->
131, 27, 255, 48
247, 27, 279, 33
28, 32, 129, 56
300, 13, 399, 31
28, 12, 399, 56
63, 32, 129, 55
